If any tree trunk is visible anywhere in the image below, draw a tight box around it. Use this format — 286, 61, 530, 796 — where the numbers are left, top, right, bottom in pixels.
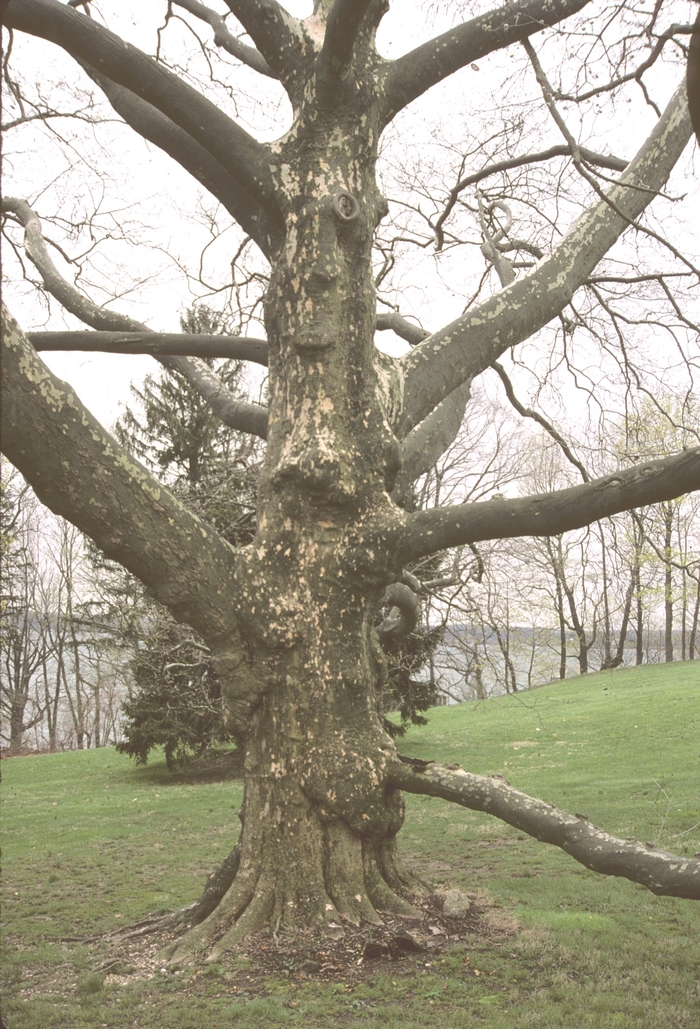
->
688, 573, 700, 660
546, 536, 568, 679
161, 70, 427, 966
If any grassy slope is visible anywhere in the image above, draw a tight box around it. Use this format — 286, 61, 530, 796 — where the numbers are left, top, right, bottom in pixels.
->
2, 662, 699, 1028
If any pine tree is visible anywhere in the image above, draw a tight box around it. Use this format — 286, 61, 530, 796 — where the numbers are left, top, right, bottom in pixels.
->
115, 307, 260, 765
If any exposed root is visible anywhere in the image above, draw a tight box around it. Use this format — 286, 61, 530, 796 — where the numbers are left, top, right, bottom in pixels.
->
364, 840, 424, 917
160, 869, 259, 968
326, 819, 382, 925
207, 886, 275, 962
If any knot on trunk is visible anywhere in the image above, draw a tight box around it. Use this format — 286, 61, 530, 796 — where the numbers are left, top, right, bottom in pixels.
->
377, 580, 421, 640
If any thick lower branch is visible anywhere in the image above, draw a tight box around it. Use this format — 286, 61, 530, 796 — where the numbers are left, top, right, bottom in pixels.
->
389, 759, 700, 899
402, 448, 700, 561
1, 306, 240, 642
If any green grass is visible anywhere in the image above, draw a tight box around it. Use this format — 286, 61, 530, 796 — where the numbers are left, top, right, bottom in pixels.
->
2, 662, 699, 1027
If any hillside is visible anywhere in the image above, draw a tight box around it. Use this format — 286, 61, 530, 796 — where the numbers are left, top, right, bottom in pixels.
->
2, 662, 699, 1028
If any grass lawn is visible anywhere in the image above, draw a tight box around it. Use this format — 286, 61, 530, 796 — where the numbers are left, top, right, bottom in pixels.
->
2, 661, 699, 1027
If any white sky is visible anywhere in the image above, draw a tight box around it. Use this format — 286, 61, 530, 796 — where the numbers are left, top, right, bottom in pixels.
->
2, 0, 698, 432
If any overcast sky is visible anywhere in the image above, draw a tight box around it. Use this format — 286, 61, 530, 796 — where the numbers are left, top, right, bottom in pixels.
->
2, 0, 697, 431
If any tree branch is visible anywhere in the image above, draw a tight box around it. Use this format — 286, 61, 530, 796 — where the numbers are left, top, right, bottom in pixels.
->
223, 0, 311, 99
393, 380, 472, 503
376, 310, 429, 346
388, 759, 700, 900
317, 0, 375, 83
401, 448, 700, 562
397, 81, 693, 437
491, 362, 589, 481
171, 0, 276, 78
434, 143, 628, 251
3, 0, 280, 221
688, 9, 700, 143
30, 315, 433, 364
1, 307, 239, 642
380, 0, 591, 125
79, 65, 273, 258
1, 197, 269, 439
28, 330, 269, 365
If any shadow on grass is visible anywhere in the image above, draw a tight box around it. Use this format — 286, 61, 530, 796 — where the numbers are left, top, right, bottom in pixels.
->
111, 747, 244, 788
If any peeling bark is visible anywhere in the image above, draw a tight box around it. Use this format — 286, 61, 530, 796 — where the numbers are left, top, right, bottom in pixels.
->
388, 759, 700, 900
3, 0, 700, 963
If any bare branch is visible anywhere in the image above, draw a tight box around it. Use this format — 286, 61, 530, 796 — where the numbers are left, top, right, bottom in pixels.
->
401, 448, 700, 563
689, 10, 700, 143
397, 82, 693, 438
3, 0, 281, 221
171, 0, 275, 77
223, 0, 311, 99
79, 65, 273, 258
28, 330, 269, 365
491, 362, 589, 481
393, 380, 473, 501
388, 759, 700, 900
317, 0, 375, 83
380, 0, 591, 125
376, 311, 429, 347
434, 144, 628, 251
2, 197, 269, 439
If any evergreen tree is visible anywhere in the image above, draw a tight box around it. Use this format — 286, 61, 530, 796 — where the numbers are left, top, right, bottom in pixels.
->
114, 306, 260, 766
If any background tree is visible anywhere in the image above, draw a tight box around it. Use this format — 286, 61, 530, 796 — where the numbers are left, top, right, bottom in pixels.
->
2, 0, 700, 968
0, 464, 50, 753
111, 304, 260, 765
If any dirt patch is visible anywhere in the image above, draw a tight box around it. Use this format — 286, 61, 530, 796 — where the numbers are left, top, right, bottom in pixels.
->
98, 893, 522, 994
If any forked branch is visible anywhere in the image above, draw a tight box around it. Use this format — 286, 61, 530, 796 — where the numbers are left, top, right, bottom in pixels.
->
223, 0, 311, 97
171, 0, 275, 77
317, 0, 375, 83
388, 759, 700, 900
3, 0, 280, 220
397, 81, 693, 437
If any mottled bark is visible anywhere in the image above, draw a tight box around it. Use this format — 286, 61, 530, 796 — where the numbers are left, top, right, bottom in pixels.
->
389, 759, 700, 900
3, 0, 700, 966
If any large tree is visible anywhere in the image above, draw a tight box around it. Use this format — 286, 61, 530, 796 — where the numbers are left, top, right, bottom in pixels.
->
2, 0, 700, 965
